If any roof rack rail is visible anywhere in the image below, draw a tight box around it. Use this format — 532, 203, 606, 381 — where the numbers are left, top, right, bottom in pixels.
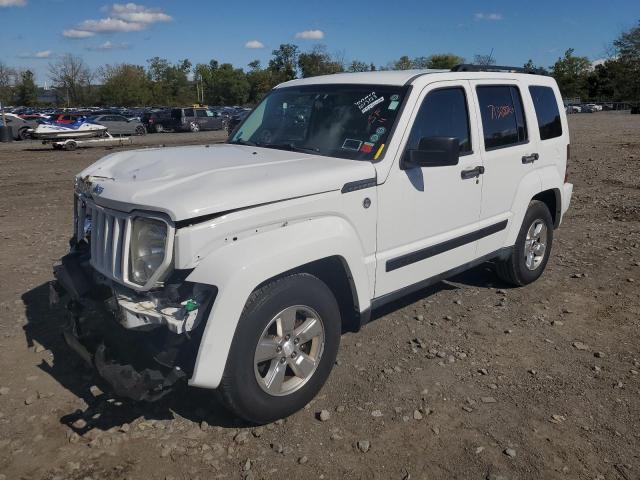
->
451, 64, 547, 75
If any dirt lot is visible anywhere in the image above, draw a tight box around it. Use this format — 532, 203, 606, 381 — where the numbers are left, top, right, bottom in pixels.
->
0, 114, 638, 480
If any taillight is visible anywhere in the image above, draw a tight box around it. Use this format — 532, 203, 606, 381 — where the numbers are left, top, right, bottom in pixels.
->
564, 144, 570, 183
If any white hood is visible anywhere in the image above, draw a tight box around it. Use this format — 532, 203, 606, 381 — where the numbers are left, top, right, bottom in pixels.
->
78, 144, 376, 221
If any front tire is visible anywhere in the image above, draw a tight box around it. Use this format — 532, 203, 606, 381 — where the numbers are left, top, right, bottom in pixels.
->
18, 128, 30, 140
495, 200, 554, 286
219, 273, 341, 424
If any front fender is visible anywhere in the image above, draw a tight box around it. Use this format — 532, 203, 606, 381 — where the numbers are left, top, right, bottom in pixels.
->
185, 216, 372, 389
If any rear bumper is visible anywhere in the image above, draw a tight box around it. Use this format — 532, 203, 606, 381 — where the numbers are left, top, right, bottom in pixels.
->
52, 252, 203, 402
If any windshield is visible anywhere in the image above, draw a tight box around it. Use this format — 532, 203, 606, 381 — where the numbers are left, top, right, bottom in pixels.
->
229, 84, 407, 160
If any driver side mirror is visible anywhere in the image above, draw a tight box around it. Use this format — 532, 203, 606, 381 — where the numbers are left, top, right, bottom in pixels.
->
401, 136, 460, 170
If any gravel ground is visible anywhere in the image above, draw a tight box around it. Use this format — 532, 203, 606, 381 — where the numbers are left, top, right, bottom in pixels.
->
0, 114, 638, 480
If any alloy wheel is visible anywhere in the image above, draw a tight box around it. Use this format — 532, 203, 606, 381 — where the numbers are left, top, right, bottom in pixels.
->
253, 305, 325, 396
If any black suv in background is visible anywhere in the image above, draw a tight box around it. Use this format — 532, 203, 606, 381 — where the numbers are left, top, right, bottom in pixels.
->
141, 110, 172, 133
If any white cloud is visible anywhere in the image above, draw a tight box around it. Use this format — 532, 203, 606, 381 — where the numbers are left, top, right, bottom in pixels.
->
474, 13, 504, 21
18, 50, 53, 59
109, 3, 172, 23
0, 0, 26, 7
295, 29, 325, 40
62, 4, 172, 38
245, 40, 265, 49
87, 41, 130, 51
78, 17, 146, 33
63, 29, 95, 38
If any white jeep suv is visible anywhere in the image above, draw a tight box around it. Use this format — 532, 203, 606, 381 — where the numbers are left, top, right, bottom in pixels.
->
53, 65, 573, 423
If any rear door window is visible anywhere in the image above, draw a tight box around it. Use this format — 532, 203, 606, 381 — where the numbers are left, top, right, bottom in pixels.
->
529, 86, 562, 140
184, 108, 195, 117
476, 85, 528, 150
195, 109, 208, 118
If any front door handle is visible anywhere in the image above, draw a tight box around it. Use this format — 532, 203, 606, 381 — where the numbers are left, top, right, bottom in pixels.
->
461, 166, 485, 179
522, 153, 539, 164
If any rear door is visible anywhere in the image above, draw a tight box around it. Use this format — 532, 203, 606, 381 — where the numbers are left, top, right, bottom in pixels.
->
470, 81, 538, 257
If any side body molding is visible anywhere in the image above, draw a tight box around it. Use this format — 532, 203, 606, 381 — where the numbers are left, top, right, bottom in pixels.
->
185, 216, 373, 389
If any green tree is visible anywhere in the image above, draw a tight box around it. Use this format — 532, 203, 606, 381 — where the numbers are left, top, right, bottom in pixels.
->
147, 57, 193, 105
426, 54, 465, 69
392, 55, 413, 70
99, 64, 151, 106
246, 60, 277, 104
15, 69, 38, 106
550, 49, 591, 99
348, 60, 370, 72
196, 61, 250, 105
268, 44, 299, 82
610, 21, 640, 101
298, 45, 343, 78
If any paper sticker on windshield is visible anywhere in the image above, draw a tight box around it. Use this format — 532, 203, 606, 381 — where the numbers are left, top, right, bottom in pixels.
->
376, 126, 386, 135
369, 133, 380, 143
355, 92, 385, 114
388, 100, 399, 111
342, 138, 363, 151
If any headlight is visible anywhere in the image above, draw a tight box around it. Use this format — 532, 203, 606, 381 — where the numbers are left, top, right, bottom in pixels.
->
129, 217, 168, 285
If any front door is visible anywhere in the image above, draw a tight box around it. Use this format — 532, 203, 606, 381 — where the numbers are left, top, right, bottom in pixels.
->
375, 81, 483, 298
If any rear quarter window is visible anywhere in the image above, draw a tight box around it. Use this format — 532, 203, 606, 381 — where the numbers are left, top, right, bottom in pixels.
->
529, 86, 562, 140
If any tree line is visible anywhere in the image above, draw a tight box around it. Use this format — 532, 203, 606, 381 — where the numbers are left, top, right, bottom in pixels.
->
0, 21, 637, 108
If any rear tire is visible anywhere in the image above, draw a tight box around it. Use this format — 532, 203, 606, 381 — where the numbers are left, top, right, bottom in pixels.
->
495, 200, 553, 286
219, 273, 341, 424
135, 125, 146, 136
189, 122, 200, 132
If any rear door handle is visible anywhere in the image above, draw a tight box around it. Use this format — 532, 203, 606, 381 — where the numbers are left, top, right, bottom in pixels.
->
461, 166, 485, 179
522, 153, 539, 164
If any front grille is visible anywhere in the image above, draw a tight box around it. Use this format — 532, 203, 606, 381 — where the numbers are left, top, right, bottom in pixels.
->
76, 197, 129, 283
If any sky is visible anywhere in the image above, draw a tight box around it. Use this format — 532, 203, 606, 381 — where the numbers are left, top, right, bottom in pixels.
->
1, 0, 639, 85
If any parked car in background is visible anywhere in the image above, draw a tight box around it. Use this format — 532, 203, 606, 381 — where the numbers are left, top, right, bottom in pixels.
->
89, 114, 146, 135
226, 110, 250, 135
141, 110, 172, 133
581, 104, 596, 113
1, 113, 38, 140
170, 107, 227, 132
566, 105, 581, 114
146, 107, 227, 133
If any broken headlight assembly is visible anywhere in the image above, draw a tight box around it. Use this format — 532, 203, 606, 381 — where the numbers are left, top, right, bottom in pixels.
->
129, 217, 169, 285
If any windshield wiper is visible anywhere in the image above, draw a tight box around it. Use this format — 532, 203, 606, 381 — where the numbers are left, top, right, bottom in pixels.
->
258, 142, 320, 154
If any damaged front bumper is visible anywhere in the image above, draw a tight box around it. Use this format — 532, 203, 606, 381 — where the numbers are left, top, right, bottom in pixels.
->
52, 251, 214, 402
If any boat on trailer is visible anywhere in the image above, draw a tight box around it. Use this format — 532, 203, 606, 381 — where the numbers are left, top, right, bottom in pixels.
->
32, 117, 107, 140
